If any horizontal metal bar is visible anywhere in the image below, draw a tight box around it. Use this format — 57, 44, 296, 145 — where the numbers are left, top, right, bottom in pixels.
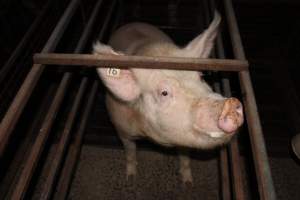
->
33, 53, 249, 71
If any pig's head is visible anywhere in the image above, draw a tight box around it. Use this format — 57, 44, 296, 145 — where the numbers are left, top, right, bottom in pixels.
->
93, 12, 244, 149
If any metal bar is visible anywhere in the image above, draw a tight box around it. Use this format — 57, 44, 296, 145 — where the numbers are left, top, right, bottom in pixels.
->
207, 0, 246, 198
53, 2, 117, 198
0, 0, 81, 158
220, 147, 231, 200
0, 0, 51, 86
40, 78, 88, 200
53, 81, 98, 200
31, 1, 109, 198
202, 0, 232, 198
223, 0, 276, 199
9, 0, 106, 197
110, 0, 123, 34
74, 0, 104, 53
54, 0, 120, 200
33, 53, 249, 71
11, 73, 72, 200
0, 11, 55, 117
212, 82, 232, 200
0, 85, 56, 199
98, 0, 117, 40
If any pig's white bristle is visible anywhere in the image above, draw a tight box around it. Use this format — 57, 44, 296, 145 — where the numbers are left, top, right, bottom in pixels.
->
208, 131, 224, 138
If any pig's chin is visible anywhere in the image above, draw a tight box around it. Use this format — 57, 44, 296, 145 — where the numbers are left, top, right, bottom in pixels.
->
191, 125, 234, 148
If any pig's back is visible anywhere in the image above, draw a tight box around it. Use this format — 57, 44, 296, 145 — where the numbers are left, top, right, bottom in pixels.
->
108, 23, 174, 55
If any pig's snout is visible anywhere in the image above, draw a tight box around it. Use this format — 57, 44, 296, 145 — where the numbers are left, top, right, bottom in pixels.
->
218, 98, 243, 133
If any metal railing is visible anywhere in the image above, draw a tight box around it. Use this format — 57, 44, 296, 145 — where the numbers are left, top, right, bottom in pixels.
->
0, 0, 276, 199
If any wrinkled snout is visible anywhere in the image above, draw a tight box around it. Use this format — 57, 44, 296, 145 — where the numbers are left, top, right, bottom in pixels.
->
218, 98, 244, 133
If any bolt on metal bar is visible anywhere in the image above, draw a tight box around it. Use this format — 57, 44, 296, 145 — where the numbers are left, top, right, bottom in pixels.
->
0, 0, 81, 158
33, 53, 249, 71
223, 0, 276, 199
53, 81, 98, 200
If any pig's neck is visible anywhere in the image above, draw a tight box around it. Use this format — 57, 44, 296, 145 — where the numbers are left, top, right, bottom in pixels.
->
132, 40, 181, 57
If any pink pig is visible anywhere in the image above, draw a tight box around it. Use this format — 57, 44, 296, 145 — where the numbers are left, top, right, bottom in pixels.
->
93, 12, 243, 184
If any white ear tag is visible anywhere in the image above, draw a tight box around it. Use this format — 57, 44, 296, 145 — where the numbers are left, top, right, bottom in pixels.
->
106, 68, 121, 77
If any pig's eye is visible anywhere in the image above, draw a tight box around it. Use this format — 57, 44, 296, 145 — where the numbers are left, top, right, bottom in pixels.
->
161, 90, 168, 96
157, 82, 172, 101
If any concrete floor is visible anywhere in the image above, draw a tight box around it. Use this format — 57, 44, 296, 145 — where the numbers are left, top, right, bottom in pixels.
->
69, 145, 220, 200
68, 145, 300, 200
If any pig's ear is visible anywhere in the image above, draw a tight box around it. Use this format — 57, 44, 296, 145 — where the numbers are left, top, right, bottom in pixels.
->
183, 11, 221, 58
93, 42, 141, 102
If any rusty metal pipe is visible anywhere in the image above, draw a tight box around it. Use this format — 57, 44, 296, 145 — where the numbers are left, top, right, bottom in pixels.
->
39, 1, 113, 199
53, 81, 98, 200
10, 0, 108, 197
10, 0, 95, 198
223, 0, 276, 199
74, 0, 104, 53
0, 85, 57, 199
54, 1, 117, 198
207, 0, 246, 199
202, 0, 232, 198
98, 0, 117, 40
0, 0, 51, 87
0, 0, 81, 158
10, 73, 72, 200
33, 53, 248, 71
40, 78, 88, 200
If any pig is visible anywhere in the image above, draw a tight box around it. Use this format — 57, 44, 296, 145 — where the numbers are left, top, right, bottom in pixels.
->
93, 11, 244, 184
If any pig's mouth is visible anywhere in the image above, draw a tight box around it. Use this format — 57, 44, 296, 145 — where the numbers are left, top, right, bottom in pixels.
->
207, 131, 227, 138
193, 124, 233, 140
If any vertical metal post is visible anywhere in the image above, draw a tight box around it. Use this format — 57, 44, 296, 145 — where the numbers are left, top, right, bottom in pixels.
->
202, 0, 232, 199
223, 0, 276, 199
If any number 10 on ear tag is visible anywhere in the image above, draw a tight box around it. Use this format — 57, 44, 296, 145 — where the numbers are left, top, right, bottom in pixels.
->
106, 68, 121, 77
